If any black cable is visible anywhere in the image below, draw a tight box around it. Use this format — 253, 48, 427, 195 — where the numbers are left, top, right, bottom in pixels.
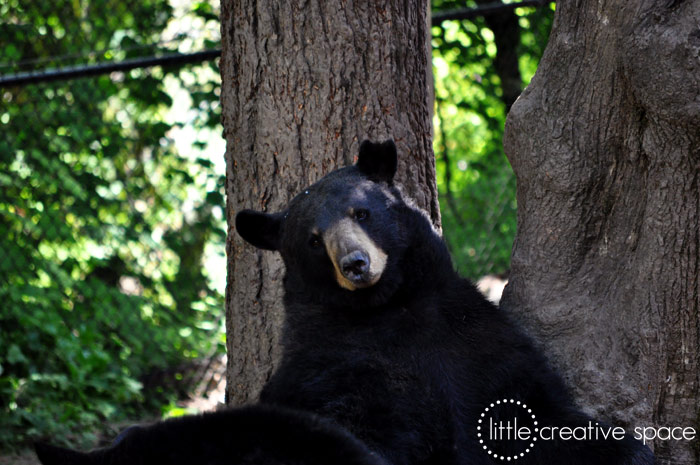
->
432, 0, 552, 25
0, 49, 221, 87
0, 33, 191, 72
0, 1, 554, 88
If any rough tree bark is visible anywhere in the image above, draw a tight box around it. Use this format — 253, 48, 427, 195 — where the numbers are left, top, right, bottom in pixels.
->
220, 0, 437, 406
503, 1, 700, 464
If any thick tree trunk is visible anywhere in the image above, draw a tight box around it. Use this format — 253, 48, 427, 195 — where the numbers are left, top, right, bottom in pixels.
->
220, 0, 437, 406
503, 2, 700, 464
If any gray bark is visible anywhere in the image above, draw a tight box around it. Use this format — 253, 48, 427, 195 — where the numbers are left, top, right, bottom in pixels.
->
220, 0, 437, 406
503, 1, 700, 464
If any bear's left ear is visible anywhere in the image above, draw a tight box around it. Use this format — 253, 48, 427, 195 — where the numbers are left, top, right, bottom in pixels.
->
357, 139, 397, 185
235, 210, 284, 251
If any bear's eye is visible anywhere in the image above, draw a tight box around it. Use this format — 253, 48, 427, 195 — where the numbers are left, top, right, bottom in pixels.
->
353, 209, 370, 221
308, 235, 323, 249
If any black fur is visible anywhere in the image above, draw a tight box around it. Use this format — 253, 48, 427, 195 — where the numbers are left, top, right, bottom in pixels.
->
236, 210, 284, 251
35, 405, 388, 465
239, 140, 655, 465
357, 139, 397, 185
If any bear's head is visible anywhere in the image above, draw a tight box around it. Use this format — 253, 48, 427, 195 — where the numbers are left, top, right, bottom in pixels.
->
236, 140, 415, 308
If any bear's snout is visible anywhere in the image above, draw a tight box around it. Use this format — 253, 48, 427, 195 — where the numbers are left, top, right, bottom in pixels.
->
324, 218, 387, 291
340, 251, 370, 282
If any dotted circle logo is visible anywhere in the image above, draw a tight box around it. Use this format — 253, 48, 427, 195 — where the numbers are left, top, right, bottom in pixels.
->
477, 399, 538, 461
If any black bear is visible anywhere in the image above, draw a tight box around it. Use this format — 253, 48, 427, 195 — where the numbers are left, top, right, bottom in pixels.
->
35, 404, 388, 465
36, 140, 655, 465
235, 140, 654, 464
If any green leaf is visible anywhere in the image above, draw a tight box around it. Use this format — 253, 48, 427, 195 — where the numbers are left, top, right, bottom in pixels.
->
6, 344, 27, 364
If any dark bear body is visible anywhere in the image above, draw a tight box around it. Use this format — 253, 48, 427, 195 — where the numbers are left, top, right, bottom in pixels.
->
236, 141, 654, 465
36, 140, 654, 465
35, 404, 388, 465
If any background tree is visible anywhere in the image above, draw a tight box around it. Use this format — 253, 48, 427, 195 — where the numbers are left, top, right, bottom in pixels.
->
503, 1, 700, 464
220, 0, 437, 405
431, 1, 552, 279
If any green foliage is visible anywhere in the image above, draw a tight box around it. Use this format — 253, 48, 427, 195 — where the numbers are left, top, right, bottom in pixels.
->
431, 1, 554, 279
0, 0, 224, 451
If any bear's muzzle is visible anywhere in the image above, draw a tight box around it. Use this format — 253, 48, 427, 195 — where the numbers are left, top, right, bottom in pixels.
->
324, 219, 387, 291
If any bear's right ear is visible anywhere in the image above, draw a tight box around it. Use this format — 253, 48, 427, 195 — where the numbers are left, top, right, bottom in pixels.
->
35, 442, 90, 465
235, 210, 283, 251
357, 139, 398, 185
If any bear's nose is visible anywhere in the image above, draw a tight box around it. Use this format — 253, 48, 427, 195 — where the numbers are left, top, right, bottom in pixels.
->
340, 251, 370, 281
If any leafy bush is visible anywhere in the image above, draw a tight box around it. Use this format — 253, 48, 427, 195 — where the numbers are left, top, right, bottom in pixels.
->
0, 0, 224, 451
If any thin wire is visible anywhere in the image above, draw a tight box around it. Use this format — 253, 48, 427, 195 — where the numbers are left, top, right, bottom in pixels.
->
0, 33, 203, 72
0, 0, 553, 86
0, 49, 221, 87
2, 0, 550, 71
431, 0, 553, 25
0, 33, 189, 69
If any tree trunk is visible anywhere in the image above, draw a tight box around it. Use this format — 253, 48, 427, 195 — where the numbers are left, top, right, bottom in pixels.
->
220, 0, 437, 406
503, 2, 700, 464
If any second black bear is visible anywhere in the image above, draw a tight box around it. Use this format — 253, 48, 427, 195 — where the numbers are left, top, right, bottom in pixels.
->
236, 140, 654, 465
35, 404, 388, 465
